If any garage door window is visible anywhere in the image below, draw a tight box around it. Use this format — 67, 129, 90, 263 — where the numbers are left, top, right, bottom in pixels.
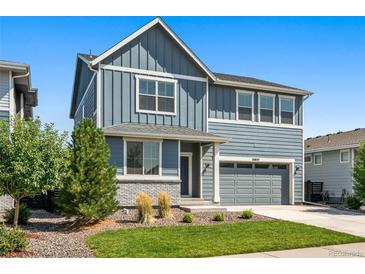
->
255, 164, 270, 169
237, 163, 253, 168
220, 163, 234, 168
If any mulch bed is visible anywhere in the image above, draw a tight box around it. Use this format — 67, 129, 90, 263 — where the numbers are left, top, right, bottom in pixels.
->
2, 208, 270, 258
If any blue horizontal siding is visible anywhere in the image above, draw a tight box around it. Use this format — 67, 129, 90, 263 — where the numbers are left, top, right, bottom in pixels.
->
208, 121, 303, 203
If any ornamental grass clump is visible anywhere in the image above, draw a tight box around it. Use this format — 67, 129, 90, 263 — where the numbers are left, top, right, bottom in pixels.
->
213, 212, 225, 222
136, 192, 155, 224
182, 213, 194, 223
158, 192, 172, 219
5, 203, 31, 225
241, 209, 253, 219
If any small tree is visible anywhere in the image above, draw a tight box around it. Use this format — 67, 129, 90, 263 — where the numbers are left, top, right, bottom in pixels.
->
0, 116, 68, 227
57, 119, 118, 224
353, 141, 365, 201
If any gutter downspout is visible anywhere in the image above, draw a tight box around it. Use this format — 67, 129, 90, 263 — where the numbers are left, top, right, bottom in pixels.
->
11, 70, 30, 118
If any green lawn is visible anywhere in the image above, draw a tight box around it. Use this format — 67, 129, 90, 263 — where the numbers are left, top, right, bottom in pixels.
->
86, 220, 365, 258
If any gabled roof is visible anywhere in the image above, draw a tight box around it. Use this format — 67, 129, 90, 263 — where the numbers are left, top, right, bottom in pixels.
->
103, 123, 228, 143
89, 17, 216, 81
305, 128, 365, 152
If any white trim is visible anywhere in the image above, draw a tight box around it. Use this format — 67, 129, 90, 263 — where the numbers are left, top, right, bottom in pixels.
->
178, 140, 181, 177
206, 77, 209, 132
117, 175, 180, 182
214, 79, 312, 96
135, 74, 177, 116
351, 148, 355, 168
96, 65, 102, 128
102, 64, 207, 83
301, 96, 305, 203
208, 118, 303, 130
279, 95, 295, 125
180, 152, 193, 197
199, 145, 203, 199
91, 17, 216, 81
123, 139, 162, 176
219, 156, 295, 164
213, 143, 220, 203
258, 92, 275, 123
313, 153, 322, 166
219, 156, 295, 205
340, 149, 350, 163
74, 72, 96, 118
305, 144, 360, 153
9, 71, 14, 117
20, 92, 24, 118
304, 154, 312, 164
236, 90, 254, 122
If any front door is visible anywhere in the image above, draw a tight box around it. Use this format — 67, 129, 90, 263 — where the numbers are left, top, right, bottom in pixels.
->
180, 156, 190, 196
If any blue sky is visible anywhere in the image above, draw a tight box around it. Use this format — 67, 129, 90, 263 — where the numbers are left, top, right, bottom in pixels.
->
0, 16, 364, 138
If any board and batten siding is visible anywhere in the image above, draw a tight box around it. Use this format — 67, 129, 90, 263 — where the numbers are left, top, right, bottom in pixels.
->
100, 24, 208, 131
207, 121, 304, 203
101, 70, 207, 131
209, 84, 303, 126
305, 149, 354, 199
74, 76, 96, 125
0, 70, 10, 111
106, 137, 179, 177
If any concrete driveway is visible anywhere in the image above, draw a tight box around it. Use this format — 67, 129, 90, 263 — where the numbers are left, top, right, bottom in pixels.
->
226, 205, 365, 237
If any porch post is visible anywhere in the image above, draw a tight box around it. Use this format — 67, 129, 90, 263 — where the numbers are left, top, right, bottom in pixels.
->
213, 142, 220, 203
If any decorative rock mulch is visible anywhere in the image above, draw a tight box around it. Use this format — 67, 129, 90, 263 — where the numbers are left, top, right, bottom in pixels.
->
4, 208, 271, 258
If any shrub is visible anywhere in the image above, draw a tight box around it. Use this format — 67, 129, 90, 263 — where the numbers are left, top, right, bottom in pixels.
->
213, 212, 225, 222
353, 141, 365, 200
345, 195, 362, 210
0, 226, 28, 256
241, 209, 253, 219
5, 204, 31, 225
182, 213, 194, 223
136, 192, 155, 224
158, 192, 172, 219
56, 119, 118, 225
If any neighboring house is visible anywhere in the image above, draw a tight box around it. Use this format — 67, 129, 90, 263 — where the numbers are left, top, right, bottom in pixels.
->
305, 128, 365, 202
70, 17, 312, 206
0, 60, 38, 212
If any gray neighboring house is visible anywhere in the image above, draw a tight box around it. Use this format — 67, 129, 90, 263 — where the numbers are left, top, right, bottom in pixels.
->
305, 128, 365, 202
70, 17, 312, 207
0, 60, 38, 212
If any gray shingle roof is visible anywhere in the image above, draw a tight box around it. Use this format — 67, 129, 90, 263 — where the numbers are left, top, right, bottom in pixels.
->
103, 123, 228, 143
214, 72, 307, 92
305, 128, 365, 152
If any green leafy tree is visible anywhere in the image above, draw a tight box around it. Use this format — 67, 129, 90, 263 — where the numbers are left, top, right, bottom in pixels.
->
57, 119, 118, 224
0, 116, 68, 227
353, 141, 365, 201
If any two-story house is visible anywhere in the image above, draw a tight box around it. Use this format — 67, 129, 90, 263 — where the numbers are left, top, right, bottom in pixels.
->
70, 17, 312, 207
305, 128, 365, 202
0, 60, 38, 212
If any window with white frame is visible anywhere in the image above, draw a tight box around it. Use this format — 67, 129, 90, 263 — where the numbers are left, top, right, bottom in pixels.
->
314, 153, 322, 165
280, 96, 294, 124
340, 149, 350, 163
237, 91, 253, 121
136, 76, 176, 115
126, 141, 160, 175
304, 154, 312, 164
259, 94, 274, 123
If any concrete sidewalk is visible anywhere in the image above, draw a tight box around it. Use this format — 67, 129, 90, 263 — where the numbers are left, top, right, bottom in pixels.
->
218, 242, 365, 258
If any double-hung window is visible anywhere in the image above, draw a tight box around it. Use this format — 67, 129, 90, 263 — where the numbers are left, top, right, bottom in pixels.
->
126, 141, 160, 175
259, 94, 275, 123
305, 154, 312, 164
280, 96, 295, 125
340, 149, 350, 163
237, 91, 253, 121
136, 75, 177, 115
314, 153, 322, 166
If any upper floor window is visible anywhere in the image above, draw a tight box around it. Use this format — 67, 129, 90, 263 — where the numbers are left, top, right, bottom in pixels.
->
237, 91, 253, 121
136, 75, 177, 115
126, 140, 160, 175
340, 149, 350, 163
314, 153, 322, 166
280, 96, 295, 125
305, 154, 312, 163
259, 94, 275, 123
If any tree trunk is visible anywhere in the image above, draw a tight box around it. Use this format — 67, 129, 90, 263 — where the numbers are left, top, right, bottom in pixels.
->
13, 198, 20, 227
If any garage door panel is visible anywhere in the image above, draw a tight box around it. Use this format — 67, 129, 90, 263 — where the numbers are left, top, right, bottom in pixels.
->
219, 163, 289, 205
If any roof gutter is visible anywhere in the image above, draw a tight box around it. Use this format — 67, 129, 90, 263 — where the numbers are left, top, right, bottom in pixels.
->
305, 144, 360, 153
214, 79, 313, 96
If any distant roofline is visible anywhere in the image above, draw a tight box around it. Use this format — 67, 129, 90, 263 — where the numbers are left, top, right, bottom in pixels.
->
305, 128, 365, 141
